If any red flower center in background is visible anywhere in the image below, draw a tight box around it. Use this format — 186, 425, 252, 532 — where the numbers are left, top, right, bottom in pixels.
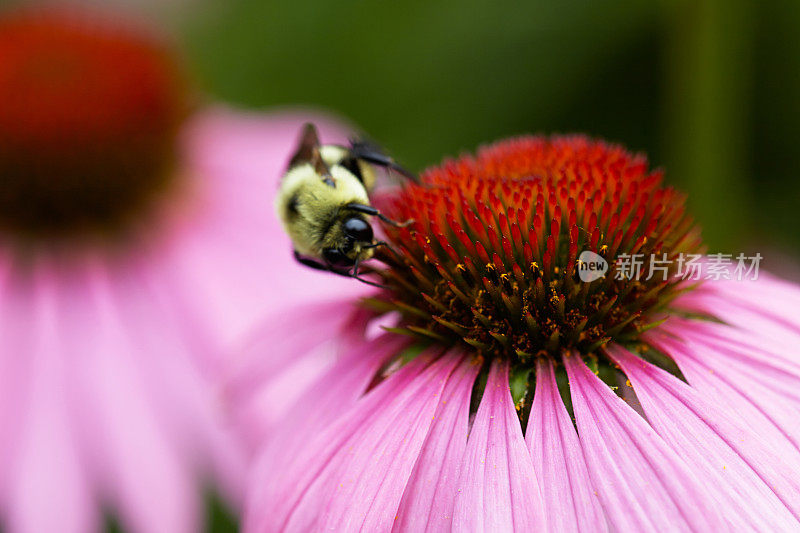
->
375, 136, 703, 366
0, 9, 186, 238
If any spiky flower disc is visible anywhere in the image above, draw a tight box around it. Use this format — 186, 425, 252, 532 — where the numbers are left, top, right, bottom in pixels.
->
375, 136, 702, 366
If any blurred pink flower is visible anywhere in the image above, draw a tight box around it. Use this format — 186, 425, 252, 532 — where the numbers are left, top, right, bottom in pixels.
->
233, 135, 800, 531
0, 8, 353, 533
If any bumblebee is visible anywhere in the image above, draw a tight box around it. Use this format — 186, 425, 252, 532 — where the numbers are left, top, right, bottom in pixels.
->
276, 123, 415, 285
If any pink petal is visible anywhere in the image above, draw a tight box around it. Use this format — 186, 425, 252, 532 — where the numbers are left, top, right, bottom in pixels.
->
226, 299, 389, 452
703, 274, 800, 332
0, 258, 29, 510
256, 333, 407, 460
313, 353, 464, 531
660, 318, 800, 405
675, 284, 800, 353
66, 260, 198, 533
658, 318, 800, 385
563, 353, 726, 531
393, 354, 480, 532
228, 299, 354, 399
245, 351, 461, 532
608, 344, 800, 529
646, 327, 800, 512
651, 322, 800, 449
526, 359, 606, 532
6, 261, 95, 533
452, 359, 546, 531
99, 260, 248, 507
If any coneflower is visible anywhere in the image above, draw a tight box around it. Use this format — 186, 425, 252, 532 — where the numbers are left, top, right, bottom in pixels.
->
0, 7, 350, 533
235, 133, 800, 531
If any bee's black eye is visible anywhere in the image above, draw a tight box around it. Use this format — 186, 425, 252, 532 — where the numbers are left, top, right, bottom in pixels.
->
343, 216, 373, 243
322, 247, 354, 267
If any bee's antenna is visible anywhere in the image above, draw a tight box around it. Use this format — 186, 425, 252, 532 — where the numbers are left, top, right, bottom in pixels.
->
345, 203, 415, 228
348, 139, 419, 183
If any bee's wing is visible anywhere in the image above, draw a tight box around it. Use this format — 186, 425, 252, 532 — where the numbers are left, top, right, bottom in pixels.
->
288, 123, 335, 187
349, 137, 419, 184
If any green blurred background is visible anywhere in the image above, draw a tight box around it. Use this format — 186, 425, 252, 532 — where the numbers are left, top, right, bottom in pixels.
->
172, 0, 800, 266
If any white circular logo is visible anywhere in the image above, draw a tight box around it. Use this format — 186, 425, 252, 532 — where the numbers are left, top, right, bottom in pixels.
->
577, 251, 608, 282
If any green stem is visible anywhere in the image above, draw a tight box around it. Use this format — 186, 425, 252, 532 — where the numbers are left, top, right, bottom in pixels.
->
661, 0, 754, 251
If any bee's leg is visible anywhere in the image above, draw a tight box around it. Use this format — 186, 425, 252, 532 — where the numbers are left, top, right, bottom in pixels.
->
293, 250, 336, 273
348, 275, 387, 288
350, 272, 387, 288
345, 203, 414, 228
294, 250, 387, 288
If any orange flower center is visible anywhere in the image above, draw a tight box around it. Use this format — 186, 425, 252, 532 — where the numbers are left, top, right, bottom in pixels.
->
0, 8, 186, 239
373, 136, 703, 364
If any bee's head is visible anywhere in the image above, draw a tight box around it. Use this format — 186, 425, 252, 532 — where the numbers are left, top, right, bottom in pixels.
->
322, 215, 375, 269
